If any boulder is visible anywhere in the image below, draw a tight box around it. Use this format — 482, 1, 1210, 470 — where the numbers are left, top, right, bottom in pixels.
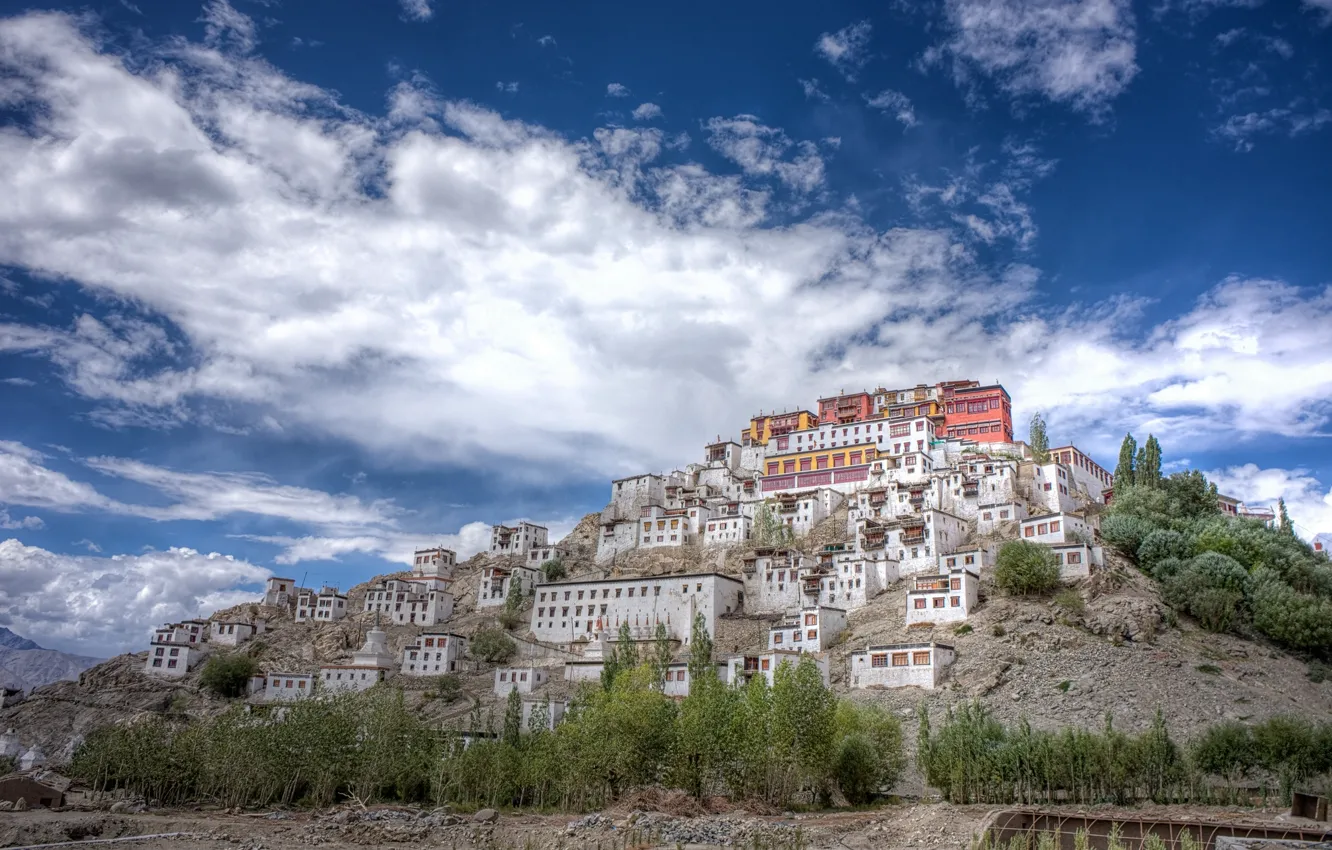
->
472, 808, 498, 824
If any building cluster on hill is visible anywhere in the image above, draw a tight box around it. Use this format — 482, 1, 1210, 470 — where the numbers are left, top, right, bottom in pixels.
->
132, 378, 1300, 726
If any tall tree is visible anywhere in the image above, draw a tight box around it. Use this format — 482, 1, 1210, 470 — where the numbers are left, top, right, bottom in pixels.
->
1278, 498, 1294, 536
1028, 412, 1050, 463
1139, 435, 1163, 488
1113, 433, 1137, 495
686, 612, 714, 682
503, 688, 523, 747
601, 621, 640, 691
649, 622, 673, 689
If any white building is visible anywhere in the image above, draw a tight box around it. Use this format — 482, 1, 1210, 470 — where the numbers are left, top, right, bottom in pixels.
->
1048, 445, 1114, 506
532, 572, 743, 645
743, 548, 809, 614
521, 697, 567, 731
210, 619, 265, 647
491, 522, 549, 557
768, 606, 847, 652
976, 502, 1028, 536
18, 745, 45, 771
362, 578, 455, 625
726, 650, 830, 688
413, 547, 457, 579
564, 659, 605, 684
400, 632, 467, 676
905, 567, 980, 626
860, 509, 969, 576
262, 577, 296, 607
297, 586, 349, 622
768, 488, 845, 537
1019, 512, 1096, 546
638, 505, 699, 549
0, 728, 20, 759
939, 547, 994, 573
1032, 463, 1083, 514
144, 623, 204, 678
494, 666, 550, 697
702, 509, 751, 546
523, 543, 568, 570
253, 672, 315, 702
320, 628, 394, 693
477, 564, 538, 608
1050, 543, 1102, 579
849, 643, 956, 690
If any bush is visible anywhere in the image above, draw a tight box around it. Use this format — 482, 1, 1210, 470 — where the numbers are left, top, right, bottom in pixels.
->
470, 625, 516, 663
1138, 529, 1191, 569
994, 540, 1062, 596
1052, 589, 1084, 615
833, 733, 880, 805
436, 674, 463, 703
542, 557, 567, 582
1161, 552, 1249, 633
198, 653, 258, 699
1148, 556, 1185, 581
1100, 514, 1156, 559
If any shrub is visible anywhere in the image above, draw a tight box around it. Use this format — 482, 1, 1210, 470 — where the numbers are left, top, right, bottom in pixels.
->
542, 557, 567, 582
470, 625, 516, 663
1138, 529, 1190, 569
953, 624, 973, 636
436, 674, 463, 703
1162, 552, 1249, 633
1196, 664, 1221, 675
199, 653, 259, 699
994, 540, 1061, 596
1249, 572, 1332, 652
1052, 589, 1084, 615
991, 624, 1006, 637
1148, 556, 1185, 581
833, 733, 880, 805
1100, 514, 1156, 560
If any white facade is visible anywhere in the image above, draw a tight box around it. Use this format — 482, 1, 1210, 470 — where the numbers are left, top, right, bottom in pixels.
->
401, 632, 467, 676
413, 547, 457, 578
210, 620, 264, 647
297, 587, 349, 623
144, 622, 204, 677
743, 548, 809, 614
564, 660, 604, 684
255, 672, 315, 702
1050, 543, 1102, 580
491, 522, 549, 557
477, 565, 538, 608
976, 502, 1028, 536
1020, 512, 1096, 546
320, 628, 393, 693
521, 697, 567, 731
768, 488, 844, 537
262, 577, 296, 607
1031, 463, 1084, 514
938, 548, 994, 573
363, 577, 455, 624
523, 544, 568, 569
532, 572, 743, 645
703, 511, 751, 546
494, 666, 550, 697
849, 643, 956, 690
0, 728, 20, 759
638, 504, 700, 549
768, 606, 847, 652
726, 650, 830, 688
1048, 446, 1114, 506
905, 568, 980, 626
861, 510, 969, 576
18, 746, 45, 771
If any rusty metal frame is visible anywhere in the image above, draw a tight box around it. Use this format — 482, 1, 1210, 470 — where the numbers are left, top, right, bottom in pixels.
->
977, 807, 1332, 849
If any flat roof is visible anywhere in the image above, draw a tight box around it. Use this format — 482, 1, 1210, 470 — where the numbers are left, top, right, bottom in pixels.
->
541, 571, 744, 588
268, 577, 296, 583
953, 384, 1008, 397
861, 642, 955, 652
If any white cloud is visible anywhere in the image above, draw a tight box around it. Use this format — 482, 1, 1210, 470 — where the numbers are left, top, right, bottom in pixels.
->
1304, 0, 1332, 23
495, 81, 519, 94
865, 89, 918, 127
0, 10, 1328, 487
704, 115, 826, 192
606, 82, 630, 97
1206, 465, 1332, 540
74, 538, 102, 552
631, 102, 662, 121
931, 0, 1138, 116
537, 35, 556, 47
815, 21, 872, 80
905, 140, 1053, 249
399, 0, 433, 22
1213, 106, 1332, 152
200, 0, 256, 53
0, 538, 270, 655
1, 377, 34, 386
799, 78, 830, 102
0, 509, 43, 530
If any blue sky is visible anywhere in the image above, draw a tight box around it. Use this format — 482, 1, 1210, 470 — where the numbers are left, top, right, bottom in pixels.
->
1, 0, 1330, 655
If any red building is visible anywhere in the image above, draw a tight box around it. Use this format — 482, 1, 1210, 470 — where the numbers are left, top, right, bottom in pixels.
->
941, 384, 1013, 443
817, 391, 874, 425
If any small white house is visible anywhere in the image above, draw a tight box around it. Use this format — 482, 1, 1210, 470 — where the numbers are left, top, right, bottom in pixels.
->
0, 728, 20, 759
297, 587, 349, 623
521, 697, 567, 731
1050, 543, 1103, 580
18, 745, 45, 771
491, 522, 549, 557
976, 502, 1028, 535
401, 632, 468, 676
703, 512, 752, 546
262, 577, 296, 607
726, 650, 830, 688
144, 623, 203, 678
768, 606, 848, 652
564, 659, 604, 684
494, 666, 549, 697
210, 619, 265, 647
905, 568, 980, 626
1020, 512, 1095, 546
320, 628, 394, 693
362, 578, 454, 625
413, 547, 457, 578
938, 547, 994, 573
849, 643, 956, 690
254, 672, 315, 702
477, 565, 539, 609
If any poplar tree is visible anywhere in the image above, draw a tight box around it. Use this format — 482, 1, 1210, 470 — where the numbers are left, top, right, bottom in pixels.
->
503, 688, 523, 747
1278, 498, 1294, 536
686, 612, 714, 681
1113, 433, 1137, 494
1028, 412, 1050, 463
1139, 435, 1163, 488
650, 622, 673, 689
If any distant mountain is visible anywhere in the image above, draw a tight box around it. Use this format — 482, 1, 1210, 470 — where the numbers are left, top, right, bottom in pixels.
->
0, 627, 102, 693
0, 627, 41, 651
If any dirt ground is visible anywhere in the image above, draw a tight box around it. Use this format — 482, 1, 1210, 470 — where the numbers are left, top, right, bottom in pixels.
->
0, 801, 1319, 850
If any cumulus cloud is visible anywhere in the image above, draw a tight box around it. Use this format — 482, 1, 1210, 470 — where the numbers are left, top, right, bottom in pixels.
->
704, 115, 826, 192
606, 82, 630, 97
0, 9, 1329, 488
815, 21, 872, 80
864, 89, 918, 127
905, 140, 1054, 249
929, 0, 1138, 116
399, 0, 433, 21
1206, 465, 1332, 540
0, 538, 270, 654
631, 102, 662, 121
0, 509, 43, 530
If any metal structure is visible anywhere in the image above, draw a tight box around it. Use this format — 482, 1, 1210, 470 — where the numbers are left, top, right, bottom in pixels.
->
978, 808, 1332, 849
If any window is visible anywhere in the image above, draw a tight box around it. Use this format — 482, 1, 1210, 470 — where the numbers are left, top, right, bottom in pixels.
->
950, 597, 960, 607
871, 653, 888, 668
761, 658, 770, 671
913, 598, 926, 609
1050, 520, 1061, 532
1025, 526, 1035, 537
773, 633, 782, 644
891, 653, 908, 667
932, 597, 945, 608
832, 454, 845, 467
1067, 551, 1082, 564
816, 456, 828, 469
913, 651, 931, 665
655, 586, 661, 596
697, 582, 703, 592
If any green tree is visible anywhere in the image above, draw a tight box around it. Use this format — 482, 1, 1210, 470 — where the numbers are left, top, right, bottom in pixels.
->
994, 540, 1062, 595
601, 622, 639, 691
686, 611, 715, 681
542, 557, 567, 582
503, 687, 523, 747
649, 622, 673, 689
1113, 433, 1137, 495
1028, 412, 1050, 464
1139, 435, 1163, 487
198, 653, 258, 699
471, 625, 516, 662
500, 574, 526, 630
1278, 498, 1294, 536
833, 701, 906, 803
753, 501, 795, 548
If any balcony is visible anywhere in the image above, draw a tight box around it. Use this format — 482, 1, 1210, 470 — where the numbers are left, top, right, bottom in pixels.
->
913, 577, 949, 592
901, 533, 926, 546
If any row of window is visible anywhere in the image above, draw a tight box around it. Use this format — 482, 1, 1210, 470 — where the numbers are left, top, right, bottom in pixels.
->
539, 583, 703, 603
1023, 520, 1063, 537
870, 651, 933, 668
912, 596, 963, 609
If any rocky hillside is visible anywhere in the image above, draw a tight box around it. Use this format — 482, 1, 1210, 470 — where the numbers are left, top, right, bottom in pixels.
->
0, 627, 101, 693
3, 515, 1330, 767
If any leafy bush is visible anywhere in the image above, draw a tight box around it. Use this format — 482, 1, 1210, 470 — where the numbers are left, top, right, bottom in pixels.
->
1138, 529, 1190, 569
198, 653, 258, 699
1100, 514, 1155, 560
833, 734, 880, 805
1052, 589, 1085, 615
436, 674, 463, 703
1249, 572, 1332, 652
542, 557, 567, 582
994, 540, 1062, 596
470, 626, 516, 663
1161, 552, 1249, 633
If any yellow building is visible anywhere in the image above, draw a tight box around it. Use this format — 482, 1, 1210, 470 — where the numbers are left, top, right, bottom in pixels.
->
744, 410, 817, 446
762, 445, 881, 476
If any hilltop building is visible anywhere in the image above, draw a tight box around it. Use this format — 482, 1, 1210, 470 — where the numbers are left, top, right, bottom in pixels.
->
297, 586, 349, 622
320, 627, 393, 693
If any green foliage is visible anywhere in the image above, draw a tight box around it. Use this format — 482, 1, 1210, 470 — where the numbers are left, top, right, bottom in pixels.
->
435, 674, 463, 703
649, 621, 673, 689
1052, 589, 1084, 615
471, 625, 516, 663
198, 653, 258, 699
1028, 412, 1050, 464
503, 688, 523, 747
1162, 553, 1248, 633
541, 557, 567, 582
832, 702, 906, 803
1100, 514, 1155, 560
499, 576, 527, 629
832, 734, 879, 805
1139, 435, 1162, 488
1195, 664, 1221, 675
601, 622, 640, 691
1137, 529, 1190, 569
994, 540, 1061, 596
1056, 680, 1072, 693
1279, 498, 1294, 536
686, 611, 714, 681
1113, 433, 1137, 495
953, 623, 974, 636
753, 501, 796, 548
